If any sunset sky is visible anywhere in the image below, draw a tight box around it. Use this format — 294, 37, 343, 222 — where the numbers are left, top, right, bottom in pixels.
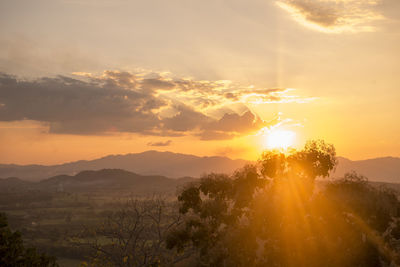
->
0, 0, 399, 164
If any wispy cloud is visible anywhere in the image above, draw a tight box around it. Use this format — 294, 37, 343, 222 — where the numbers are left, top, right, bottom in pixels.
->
277, 0, 384, 33
0, 70, 314, 140
147, 140, 172, 147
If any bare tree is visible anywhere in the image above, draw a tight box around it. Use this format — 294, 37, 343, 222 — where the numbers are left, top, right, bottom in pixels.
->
86, 197, 193, 267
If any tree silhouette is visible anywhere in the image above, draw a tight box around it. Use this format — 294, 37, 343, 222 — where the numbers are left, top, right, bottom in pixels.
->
0, 213, 58, 267
167, 140, 400, 266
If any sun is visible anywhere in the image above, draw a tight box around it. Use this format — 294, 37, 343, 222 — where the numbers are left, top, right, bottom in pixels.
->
264, 129, 296, 150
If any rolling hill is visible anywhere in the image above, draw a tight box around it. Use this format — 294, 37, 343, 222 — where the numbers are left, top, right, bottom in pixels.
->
0, 151, 399, 183
0, 169, 193, 194
0, 151, 249, 182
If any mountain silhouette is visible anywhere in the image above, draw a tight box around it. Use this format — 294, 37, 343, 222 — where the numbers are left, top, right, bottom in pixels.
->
0, 151, 248, 181
333, 156, 400, 183
0, 151, 399, 183
0, 169, 193, 194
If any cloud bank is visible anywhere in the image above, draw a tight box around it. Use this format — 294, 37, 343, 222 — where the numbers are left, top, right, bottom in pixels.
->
0, 71, 313, 140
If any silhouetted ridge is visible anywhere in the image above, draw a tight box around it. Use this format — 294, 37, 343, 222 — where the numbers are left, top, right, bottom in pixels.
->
0, 169, 193, 194
334, 156, 400, 183
0, 152, 399, 183
0, 151, 248, 181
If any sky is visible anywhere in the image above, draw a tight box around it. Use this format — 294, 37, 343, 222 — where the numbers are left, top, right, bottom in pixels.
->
0, 0, 399, 164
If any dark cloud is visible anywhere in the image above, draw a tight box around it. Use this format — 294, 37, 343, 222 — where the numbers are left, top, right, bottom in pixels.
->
0, 72, 272, 140
205, 111, 264, 133
162, 105, 212, 132
200, 111, 266, 140
147, 140, 172, 147
161, 106, 267, 140
0, 72, 163, 134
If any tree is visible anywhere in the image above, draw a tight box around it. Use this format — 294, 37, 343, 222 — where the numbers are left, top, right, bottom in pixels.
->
0, 213, 58, 267
320, 172, 400, 265
167, 140, 400, 266
84, 198, 194, 267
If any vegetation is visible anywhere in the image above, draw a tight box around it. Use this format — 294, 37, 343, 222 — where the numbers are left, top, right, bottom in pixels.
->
0, 212, 58, 267
84, 198, 194, 267
167, 140, 400, 266
1, 140, 400, 266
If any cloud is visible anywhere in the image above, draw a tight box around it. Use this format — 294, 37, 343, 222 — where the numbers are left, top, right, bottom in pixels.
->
277, 0, 384, 33
162, 105, 212, 132
200, 111, 265, 140
147, 140, 172, 146
0, 70, 314, 140
0, 72, 163, 134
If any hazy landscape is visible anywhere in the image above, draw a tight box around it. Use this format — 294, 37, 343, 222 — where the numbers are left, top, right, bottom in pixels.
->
1, 0, 400, 266
1, 152, 400, 266
1, 151, 399, 183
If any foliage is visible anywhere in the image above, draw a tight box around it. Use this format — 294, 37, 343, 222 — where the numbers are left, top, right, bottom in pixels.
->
167, 140, 400, 266
0, 212, 58, 267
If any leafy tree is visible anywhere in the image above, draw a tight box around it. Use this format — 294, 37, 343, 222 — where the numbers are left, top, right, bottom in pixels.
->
0, 212, 58, 267
167, 140, 400, 266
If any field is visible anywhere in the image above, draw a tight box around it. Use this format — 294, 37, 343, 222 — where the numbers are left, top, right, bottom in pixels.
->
1, 190, 178, 266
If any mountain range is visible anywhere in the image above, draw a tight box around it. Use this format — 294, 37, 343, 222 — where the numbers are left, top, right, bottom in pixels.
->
0, 151, 248, 182
0, 169, 193, 195
0, 151, 399, 183
333, 156, 400, 183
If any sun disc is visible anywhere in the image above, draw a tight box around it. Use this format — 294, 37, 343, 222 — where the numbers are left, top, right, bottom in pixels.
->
265, 130, 296, 150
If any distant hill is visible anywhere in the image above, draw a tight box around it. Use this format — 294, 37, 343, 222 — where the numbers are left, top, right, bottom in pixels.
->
0, 151, 249, 182
0, 177, 32, 192
332, 157, 400, 183
0, 169, 193, 194
0, 152, 399, 183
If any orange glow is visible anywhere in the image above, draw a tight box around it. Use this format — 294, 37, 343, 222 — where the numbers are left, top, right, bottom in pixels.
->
263, 129, 296, 150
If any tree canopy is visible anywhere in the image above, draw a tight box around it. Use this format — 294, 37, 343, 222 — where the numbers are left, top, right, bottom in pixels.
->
167, 140, 400, 266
